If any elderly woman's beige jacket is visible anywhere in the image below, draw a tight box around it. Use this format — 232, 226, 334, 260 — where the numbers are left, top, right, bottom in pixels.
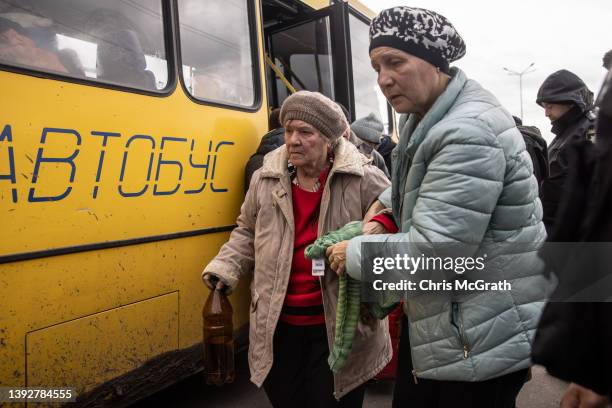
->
203, 137, 391, 398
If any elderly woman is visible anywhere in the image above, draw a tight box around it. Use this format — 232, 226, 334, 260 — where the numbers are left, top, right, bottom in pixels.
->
326, 7, 548, 408
202, 91, 391, 407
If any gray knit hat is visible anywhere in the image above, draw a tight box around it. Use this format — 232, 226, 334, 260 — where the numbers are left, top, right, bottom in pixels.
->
280, 91, 348, 142
351, 113, 383, 144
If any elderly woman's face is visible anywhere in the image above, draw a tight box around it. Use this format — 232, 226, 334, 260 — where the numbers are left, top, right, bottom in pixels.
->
284, 119, 328, 167
370, 47, 440, 115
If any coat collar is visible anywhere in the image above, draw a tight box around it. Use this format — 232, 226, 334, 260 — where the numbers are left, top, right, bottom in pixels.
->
259, 136, 368, 180
391, 67, 468, 223
398, 67, 467, 155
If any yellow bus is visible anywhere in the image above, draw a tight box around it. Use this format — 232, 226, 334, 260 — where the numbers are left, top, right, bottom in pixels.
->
0, 0, 393, 405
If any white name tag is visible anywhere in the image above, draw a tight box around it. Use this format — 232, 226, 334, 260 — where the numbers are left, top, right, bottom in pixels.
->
311, 258, 325, 276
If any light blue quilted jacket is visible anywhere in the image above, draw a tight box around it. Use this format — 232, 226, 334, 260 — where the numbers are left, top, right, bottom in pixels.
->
346, 68, 549, 382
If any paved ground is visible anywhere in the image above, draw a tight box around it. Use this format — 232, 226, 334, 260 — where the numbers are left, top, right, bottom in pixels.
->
134, 353, 567, 407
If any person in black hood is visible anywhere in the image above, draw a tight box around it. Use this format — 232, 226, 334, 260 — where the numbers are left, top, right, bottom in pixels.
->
532, 66, 612, 407
244, 108, 284, 191
536, 69, 596, 233
603, 49, 612, 70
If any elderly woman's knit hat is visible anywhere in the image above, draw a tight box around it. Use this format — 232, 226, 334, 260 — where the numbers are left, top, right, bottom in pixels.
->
280, 91, 348, 142
369, 6, 466, 74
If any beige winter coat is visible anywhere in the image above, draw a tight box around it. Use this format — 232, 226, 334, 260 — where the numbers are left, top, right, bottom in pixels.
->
203, 137, 392, 398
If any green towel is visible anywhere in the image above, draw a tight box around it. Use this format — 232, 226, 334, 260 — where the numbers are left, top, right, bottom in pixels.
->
305, 222, 363, 372
305, 221, 364, 259
305, 221, 399, 372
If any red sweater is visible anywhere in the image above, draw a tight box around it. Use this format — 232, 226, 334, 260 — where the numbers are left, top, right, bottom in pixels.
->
280, 171, 398, 326
371, 213, 399, 233
280, 171, 328, 326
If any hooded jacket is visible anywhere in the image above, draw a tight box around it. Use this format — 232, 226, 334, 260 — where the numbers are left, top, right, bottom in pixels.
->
532, 68, 612, 399
536, 70, 596, 233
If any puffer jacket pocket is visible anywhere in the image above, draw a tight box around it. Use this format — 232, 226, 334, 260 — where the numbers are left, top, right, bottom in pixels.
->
450, 302, 471, 359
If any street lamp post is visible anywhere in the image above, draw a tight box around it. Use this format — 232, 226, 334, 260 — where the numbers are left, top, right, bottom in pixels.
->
503, 62, 536, 122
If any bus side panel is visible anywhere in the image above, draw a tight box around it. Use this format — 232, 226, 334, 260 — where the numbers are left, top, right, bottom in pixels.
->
0, 73, 265, 392
0, 0, 269, 398
26, 292, 179, 393
0, 73, 261, 255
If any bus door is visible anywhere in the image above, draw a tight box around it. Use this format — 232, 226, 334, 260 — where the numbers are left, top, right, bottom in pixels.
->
263, 0, 394, 132
264, 2, 353, 116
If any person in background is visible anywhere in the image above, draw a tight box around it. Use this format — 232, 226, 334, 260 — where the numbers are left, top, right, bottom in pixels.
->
532, 66, 612, 408
57, 48, 85, 77
350, 113, 391, 177
537, 69, 596, 233
351, 113, 383, 149
603, 49, 611, 70
337, 105, 390, 178
346, 127, 390, 178
377, 133, 396, 174
0, 16, 68, 74
85, 9, 156, 89
97, 28, 156, 89
326, 7, 547, 407
513, 116, 548, 187
202, 91, 391, 407
244, 108, 284, 191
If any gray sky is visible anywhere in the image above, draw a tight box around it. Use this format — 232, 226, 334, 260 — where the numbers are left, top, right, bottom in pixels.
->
360, 0, 612, 143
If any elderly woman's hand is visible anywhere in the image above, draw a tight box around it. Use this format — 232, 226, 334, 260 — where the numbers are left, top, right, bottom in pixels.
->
326, 241, 348, 276
363, 221, 387, 235
203, 273, 229, 293
363, 200, 385, 223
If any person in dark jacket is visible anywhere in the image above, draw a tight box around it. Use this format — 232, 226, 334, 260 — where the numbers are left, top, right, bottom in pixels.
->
532, 67, 612, 406
537, 69, 596, 233
377, 134, 396, 174
513, 116, 548, 187
244, 108, 284, 191
603, 49, 612, 70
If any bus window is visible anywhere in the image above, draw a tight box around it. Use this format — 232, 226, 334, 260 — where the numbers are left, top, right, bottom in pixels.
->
178, 0, 256, 108
269, 17, 335, 106
0, 0, 168, 91
349, 13, 390, 132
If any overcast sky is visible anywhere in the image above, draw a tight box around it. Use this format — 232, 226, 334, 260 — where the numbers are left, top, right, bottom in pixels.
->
360, 0, 611, 143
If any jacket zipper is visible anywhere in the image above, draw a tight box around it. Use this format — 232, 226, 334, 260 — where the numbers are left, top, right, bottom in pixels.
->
403, 303, 419, 385
452, 302, 471, 359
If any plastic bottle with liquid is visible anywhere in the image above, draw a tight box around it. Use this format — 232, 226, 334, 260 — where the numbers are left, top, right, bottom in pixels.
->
202, 278, 235, 386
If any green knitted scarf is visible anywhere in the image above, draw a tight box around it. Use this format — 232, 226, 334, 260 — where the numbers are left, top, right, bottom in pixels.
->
304, 221, 397, 372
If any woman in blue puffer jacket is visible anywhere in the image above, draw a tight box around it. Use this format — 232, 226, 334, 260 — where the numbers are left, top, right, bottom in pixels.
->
325, 6, 549, 408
